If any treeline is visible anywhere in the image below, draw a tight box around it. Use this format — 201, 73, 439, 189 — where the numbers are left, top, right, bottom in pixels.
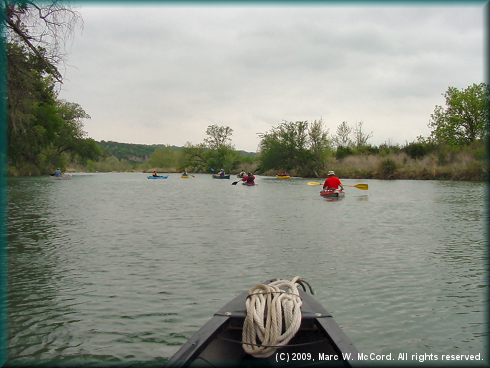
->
68, 128, 259, 174
253, 83, 487, 181
97, 141, 183, 162
5, 3, 102, 177
3, 3, 487, 181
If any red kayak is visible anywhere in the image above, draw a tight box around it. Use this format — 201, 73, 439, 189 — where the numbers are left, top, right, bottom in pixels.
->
320, 189, 345, 198
242, 182, 257, 186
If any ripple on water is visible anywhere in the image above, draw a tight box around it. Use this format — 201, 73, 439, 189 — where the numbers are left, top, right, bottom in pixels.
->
6, 175, 487, 364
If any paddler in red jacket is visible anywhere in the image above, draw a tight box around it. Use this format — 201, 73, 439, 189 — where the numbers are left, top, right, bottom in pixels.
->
241, 172, 255, 184
322, 171, 343, 191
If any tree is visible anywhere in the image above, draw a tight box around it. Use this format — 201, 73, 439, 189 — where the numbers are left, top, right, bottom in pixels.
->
6, 41, 99, 174
45, 99, 100, 169
182, 142, 211, 172
353, 121, 373, 149
258, 120, 333, 176
429, 83, 489, 146
3, 3, 102, 175
150, 145, 184, 169
183, 125, 238, 172
333, 121, 353, 149
308, 118, 332, 176
204, 124, 234, 151
3, 0, 83, 84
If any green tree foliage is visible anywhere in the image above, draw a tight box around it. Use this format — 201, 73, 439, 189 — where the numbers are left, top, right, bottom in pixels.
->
335, 145, 353, 160
6, 41, 100, 174
429, 83, 489, 146
182, 142, 210, 172
4, 3, 100, 176
307, 119, 332, 175
258, 120, 333, 176
402, 142, 427, 160
98, 141, 174, 162
332, 121, 374, 158
45, 99, 101, 169
378, 158, 398, 176
204, 125, 234, 150
150, 145, 184, 169
183, 125, 245, 172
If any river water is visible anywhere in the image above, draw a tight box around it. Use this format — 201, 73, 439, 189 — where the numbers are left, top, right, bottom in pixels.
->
5, 173, 488, 367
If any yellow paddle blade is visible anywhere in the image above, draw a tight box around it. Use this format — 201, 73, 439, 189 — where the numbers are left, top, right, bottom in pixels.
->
307, 182, 322, 185
343, 184, 369, 190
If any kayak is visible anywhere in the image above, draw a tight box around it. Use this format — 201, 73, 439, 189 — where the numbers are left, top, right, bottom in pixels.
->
165, 277, 360, 367
50, 175, 71, 180
276, 175, 290, 179
212, 174, 230, 179
242, 182, 256, 186
181, 175, 189, 178
237, 174, 246, 178
147, 175, 169, 179
320, 189, 345, 198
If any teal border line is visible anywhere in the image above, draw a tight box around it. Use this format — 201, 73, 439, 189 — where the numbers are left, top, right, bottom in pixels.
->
73, 0, 488, 8
1, 1, 488, 367
0, 6, 6, 368
74, 0, 488, 5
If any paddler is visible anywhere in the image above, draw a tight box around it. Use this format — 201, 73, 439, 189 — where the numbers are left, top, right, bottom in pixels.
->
322, 171, 343, 192
241, 172, 255, 185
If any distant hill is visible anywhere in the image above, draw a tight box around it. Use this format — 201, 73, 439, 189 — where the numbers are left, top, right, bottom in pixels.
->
236, 150, 256, 158
96, 141, 256, 161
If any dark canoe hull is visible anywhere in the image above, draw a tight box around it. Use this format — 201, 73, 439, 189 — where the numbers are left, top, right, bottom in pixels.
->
147, 175, 169, 179
212, 174, 230, 179
320, 189, 345, 198
166, 282, 361, 367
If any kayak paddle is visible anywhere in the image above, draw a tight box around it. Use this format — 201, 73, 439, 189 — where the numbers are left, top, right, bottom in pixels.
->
344, 184, 368, 190
307, 182, 368, 190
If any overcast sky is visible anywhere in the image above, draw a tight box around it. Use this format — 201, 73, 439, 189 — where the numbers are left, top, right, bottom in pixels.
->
58, 3, 486, 153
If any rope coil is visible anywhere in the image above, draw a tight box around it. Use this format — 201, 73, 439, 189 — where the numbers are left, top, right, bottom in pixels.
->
241, 276, 308, 358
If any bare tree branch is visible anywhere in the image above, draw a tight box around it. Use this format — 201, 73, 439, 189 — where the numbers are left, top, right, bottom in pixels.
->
3, 0, 83, 84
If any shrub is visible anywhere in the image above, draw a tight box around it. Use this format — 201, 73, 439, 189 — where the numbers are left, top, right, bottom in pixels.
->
335, 145, 353, 160
403, 142, 428, 160
378, 158, 398, 175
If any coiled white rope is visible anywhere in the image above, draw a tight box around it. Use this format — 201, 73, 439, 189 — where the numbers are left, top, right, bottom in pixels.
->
242, 276, 305, 358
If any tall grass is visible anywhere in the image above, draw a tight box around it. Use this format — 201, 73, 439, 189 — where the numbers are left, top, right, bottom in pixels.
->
321, 150, 485, 181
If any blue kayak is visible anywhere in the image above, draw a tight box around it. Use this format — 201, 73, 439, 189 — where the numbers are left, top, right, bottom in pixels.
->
147, 175, 169, 179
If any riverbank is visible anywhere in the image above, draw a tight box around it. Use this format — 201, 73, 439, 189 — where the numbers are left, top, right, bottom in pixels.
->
261, 152, 486, 182
8, 151, 487, 182
322, 153, 486, 181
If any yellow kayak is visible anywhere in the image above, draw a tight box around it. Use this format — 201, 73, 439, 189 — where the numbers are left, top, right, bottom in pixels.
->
276, 175, 290, 179
181, 175, 189, 178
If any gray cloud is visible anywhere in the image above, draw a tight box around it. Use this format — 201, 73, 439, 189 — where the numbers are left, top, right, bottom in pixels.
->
60, 4, 485, 152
